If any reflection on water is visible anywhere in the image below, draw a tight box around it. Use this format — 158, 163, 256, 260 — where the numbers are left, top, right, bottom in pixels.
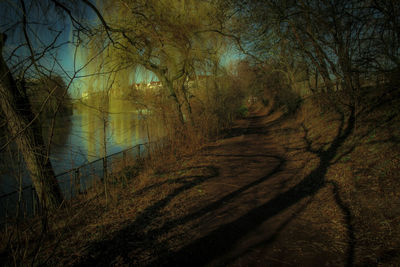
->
0, 99, 161, 195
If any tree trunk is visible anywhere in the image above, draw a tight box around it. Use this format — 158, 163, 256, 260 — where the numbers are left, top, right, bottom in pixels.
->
0, 33, 63, 210
178, 77, 194, 126
159, 75, 186, 125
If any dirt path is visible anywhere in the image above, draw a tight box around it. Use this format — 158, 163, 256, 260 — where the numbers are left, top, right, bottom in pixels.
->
152, 108, 350, 266
77, 107, 353, 266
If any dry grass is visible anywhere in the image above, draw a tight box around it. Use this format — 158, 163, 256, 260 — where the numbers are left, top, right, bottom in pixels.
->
0, 111, 218, 266
272, 87, 400, 265
1, 85, 399, 266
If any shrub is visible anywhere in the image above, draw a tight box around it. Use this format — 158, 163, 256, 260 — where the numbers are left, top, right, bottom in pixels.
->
237, 105, 249, 117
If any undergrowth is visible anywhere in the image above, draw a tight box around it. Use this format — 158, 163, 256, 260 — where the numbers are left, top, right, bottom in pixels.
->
1, 85, 399, 266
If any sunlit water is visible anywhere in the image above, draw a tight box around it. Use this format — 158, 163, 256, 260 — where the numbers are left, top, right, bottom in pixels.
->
50, 104, 150, 174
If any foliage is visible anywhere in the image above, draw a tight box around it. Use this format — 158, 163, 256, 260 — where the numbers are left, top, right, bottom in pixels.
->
237, 105, 249, 118
80, 0, 232, 127
233, 0, 400, 109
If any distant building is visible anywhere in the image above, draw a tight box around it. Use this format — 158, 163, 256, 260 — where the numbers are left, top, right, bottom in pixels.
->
82, 77, 213, 103
81, 91, 89, 99
134, 81, 163, 91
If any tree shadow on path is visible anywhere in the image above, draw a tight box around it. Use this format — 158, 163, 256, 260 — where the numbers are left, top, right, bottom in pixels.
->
222, 113, 286, 138
151, 107, 356, 266
75, 165, 219, 267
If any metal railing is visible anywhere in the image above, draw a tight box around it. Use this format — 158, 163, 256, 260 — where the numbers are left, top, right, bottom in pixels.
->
0, 142, 149, 224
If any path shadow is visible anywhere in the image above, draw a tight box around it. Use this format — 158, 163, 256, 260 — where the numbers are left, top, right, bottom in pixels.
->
74, 108, 356, 266
149, 108, 356, 266
133, 166, 217, 197
327, 180, 355, 267
75, 165, 219, 266
142, 155, 285, 255
224, 195, 315, 266
222, 113, 286, 138
73, 113, 287, 266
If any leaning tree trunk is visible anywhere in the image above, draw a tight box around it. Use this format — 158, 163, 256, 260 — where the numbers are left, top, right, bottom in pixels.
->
177, 77, 194, 126
0, 33, 63, 210
159, 75, 186, 125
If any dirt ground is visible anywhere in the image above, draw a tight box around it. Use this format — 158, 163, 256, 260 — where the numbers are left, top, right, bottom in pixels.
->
66, 103, 384, 267
9, 96, 398, 267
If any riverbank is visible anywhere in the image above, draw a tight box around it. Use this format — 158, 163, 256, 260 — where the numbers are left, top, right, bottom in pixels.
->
1, 88, 400, 266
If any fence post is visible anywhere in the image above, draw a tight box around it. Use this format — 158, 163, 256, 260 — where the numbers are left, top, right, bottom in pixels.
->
123, 150, 127, 168
103, 156, 108, 204
32, 187, 36, 216
70, 171, 73, 199
74, 168, 80, 195
103, 157, 108, 182
5, 197, 8, 225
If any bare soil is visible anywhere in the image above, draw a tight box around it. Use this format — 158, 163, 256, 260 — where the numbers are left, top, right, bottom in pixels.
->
71, 94, 399, 266
3, 93, 399, 267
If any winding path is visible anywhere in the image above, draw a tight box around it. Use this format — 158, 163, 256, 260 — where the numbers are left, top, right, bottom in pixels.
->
78, 107, 353, 266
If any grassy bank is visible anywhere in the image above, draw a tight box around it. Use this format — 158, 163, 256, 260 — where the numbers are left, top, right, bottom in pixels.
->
272, 88, 400, 265
1, 85, 400, 266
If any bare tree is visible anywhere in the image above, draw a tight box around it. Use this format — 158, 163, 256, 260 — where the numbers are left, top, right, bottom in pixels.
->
0, 33, 63, 210
79, 0, 231, 127
231, 0, 399, 112
0, 0, 91, 210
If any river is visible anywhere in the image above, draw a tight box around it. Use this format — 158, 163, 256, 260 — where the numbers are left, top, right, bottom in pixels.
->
0, 100, 162, 218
